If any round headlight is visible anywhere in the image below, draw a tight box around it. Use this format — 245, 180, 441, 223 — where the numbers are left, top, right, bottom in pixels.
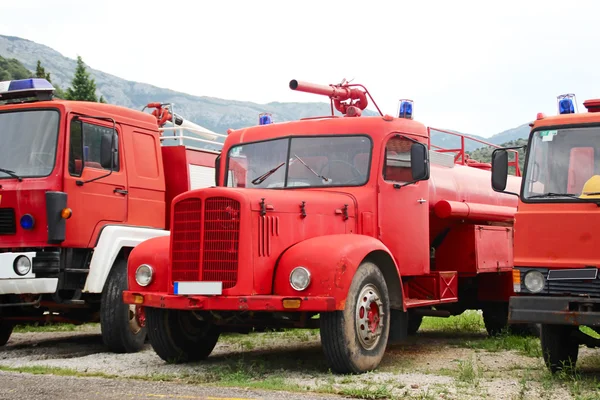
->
20, 214, 35, 230
289, 267, 311, 291
14, 256, 32, 276
135, 264, 154, 287
524, 270, 545, 293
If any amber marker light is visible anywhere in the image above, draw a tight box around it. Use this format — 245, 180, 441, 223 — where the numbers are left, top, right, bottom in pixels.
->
282, 298, 302, 309
133, 294, 144, 304
512, 269, 521, 293
61, 208, 72, 219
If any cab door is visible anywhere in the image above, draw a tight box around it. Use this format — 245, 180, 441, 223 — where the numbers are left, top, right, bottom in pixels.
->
377, 133, 429, 276
63, 116, 128, 247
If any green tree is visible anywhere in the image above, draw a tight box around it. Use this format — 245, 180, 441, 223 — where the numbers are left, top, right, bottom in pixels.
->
35, 60, 51, 81
0, 55, 32, 81
65, 55, 101, 102
467, 138, 528, 175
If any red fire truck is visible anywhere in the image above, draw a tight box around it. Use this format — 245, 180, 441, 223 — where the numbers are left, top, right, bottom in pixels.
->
0, 78, 223, 352
492, 94, 600, 373
124, 79, 524, 373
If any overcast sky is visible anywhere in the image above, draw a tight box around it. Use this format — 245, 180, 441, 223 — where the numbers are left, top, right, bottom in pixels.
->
1, 0, 599, 137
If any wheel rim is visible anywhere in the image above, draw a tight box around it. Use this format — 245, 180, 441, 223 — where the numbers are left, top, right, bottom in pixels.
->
128, 305, 144, 334
355, 283, 384, 350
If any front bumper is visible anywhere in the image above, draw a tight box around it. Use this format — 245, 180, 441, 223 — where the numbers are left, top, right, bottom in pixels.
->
0, 251, 59, 294
123, 291, 336, 312
0, 278, 58, 295
509, 295, 600, 327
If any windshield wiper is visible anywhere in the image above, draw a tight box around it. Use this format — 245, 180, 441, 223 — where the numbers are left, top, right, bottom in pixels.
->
293, 154, 329, 182
0, 168, 22, 182
528, 193, 581, 199
251, 161, 287, 185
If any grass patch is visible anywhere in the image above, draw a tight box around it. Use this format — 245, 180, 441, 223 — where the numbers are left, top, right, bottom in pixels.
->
420, 310, 484, 334
13, 323, 98, 333
336, 386, 393, 399
464, 333, 542, 357
540, 364, 600, 399
581, 326, 600, 339
0, 365, 115, 379
456, 358, 479, 385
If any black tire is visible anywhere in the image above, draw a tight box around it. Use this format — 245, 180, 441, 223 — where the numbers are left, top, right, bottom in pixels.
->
320, 262, 390, 374
510, 323, 541, 337
483, 303, 540, 337
146, 308, 220, 363
407, 313, 423, 336
482, 303, 509, 336
541, 324, 579, 373
0, 322, 13, 346
100, 258, 146, 353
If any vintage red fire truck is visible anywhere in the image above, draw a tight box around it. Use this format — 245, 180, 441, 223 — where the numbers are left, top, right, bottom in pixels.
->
124, 79, 524, 373
0, 78, 223, 352
492, 94, 600, 373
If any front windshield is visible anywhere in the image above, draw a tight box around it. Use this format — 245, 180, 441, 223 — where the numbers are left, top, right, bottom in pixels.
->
0, 110, 60, 179
226, 135, 372, 188
523, 126, 600, 200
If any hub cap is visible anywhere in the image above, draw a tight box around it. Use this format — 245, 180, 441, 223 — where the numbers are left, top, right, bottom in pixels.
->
355, 283, 384, 350
129, 305, 145, 334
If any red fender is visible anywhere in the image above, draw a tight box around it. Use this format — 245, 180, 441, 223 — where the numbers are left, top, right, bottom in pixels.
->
273, 234, 403, 310
126, 236, 171, 293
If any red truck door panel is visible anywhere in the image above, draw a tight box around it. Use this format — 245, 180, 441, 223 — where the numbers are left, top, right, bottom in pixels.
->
63, 116, 128, 247
377, 134, 429, 276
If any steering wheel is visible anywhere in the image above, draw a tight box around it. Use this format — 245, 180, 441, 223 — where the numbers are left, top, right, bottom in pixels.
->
319, 159, 364, 185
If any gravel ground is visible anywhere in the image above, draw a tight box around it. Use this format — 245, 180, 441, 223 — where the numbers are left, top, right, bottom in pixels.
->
0, 324, 598, 400
0, 370, 346, 400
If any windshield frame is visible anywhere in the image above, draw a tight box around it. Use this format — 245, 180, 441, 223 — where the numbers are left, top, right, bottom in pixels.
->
520, 122, 600, 204
224, 133, 374, 189
0, 107, 61, 180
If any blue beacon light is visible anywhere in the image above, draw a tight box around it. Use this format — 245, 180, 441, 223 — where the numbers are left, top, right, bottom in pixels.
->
557, 94, 576, 115
398, 99, 413, 119
0, 78, 55, 101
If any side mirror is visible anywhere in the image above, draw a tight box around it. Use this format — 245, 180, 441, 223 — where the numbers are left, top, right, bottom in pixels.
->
100, 131, 115, 170
410, 142, 430, 181
491, 149, 509, 191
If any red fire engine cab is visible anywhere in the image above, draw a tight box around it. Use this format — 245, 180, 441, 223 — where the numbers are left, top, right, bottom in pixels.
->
493, 94, 600, 373
0, 78, 223, 352
124, 79, 524, 373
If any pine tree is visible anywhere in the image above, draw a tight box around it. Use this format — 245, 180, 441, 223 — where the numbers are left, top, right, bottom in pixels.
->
35, 60, 51, 81
65, 56, 99, 102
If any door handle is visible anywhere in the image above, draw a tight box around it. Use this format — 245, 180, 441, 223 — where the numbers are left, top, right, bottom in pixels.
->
114, 188, 128, 195
417, 198, 426, 204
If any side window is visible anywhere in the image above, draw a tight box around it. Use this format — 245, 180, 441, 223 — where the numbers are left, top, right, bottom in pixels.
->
69, 120, 119, 177
383, 136, 413, 183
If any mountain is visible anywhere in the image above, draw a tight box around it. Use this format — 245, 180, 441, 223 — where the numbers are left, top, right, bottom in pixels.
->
430, 123, 531, 153
0, 34, 530, 151
0, 35, 379, 135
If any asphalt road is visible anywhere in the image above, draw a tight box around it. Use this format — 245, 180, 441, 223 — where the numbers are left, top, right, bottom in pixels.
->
0, 371, 346, 400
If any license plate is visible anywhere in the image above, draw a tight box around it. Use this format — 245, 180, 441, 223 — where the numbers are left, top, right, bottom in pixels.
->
547, 268, 598, 281
174, 281, 223, 295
